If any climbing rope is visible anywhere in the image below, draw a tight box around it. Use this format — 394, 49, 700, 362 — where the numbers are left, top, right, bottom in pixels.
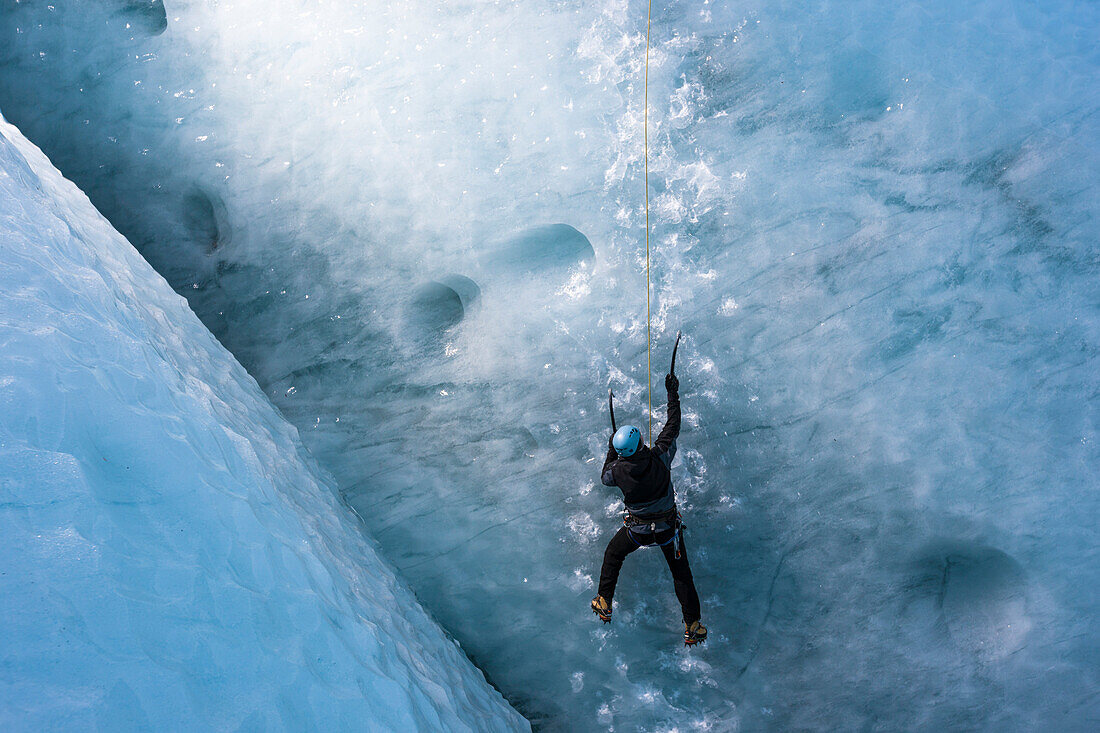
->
644, 0, 653, 443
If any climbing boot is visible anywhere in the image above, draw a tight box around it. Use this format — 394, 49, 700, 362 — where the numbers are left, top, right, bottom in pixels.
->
591, 595, 612, 623
684, 620, 707, 646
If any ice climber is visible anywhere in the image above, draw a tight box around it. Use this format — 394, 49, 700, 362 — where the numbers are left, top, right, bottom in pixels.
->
591, 371, 707, 645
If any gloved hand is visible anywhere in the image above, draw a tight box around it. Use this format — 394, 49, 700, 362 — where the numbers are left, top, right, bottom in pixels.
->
665, 372, 679, 393
608, 433, 615, 450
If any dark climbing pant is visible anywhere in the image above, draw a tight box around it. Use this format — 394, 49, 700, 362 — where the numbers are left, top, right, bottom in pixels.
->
597, 526, 701, 624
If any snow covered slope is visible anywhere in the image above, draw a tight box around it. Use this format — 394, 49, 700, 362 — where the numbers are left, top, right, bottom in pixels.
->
0, 113, 527, 732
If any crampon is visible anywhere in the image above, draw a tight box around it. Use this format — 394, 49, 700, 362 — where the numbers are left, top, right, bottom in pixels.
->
684, 620, 707, 646
591, 595, 612, 623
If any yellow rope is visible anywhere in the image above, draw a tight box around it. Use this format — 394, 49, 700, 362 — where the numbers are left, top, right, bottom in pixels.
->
644, 0, 653, 443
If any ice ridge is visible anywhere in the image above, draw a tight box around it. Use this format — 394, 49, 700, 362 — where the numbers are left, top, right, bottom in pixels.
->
0, 111, 528, 732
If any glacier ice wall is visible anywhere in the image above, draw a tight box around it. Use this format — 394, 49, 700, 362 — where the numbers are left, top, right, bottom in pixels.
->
2, 0, 1098, 730
0, 114, 527, 732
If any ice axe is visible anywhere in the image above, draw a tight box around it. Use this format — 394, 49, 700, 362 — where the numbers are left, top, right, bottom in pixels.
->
670, 329, 682, 378
609, 330, 681, 435
608, 388, 618, 433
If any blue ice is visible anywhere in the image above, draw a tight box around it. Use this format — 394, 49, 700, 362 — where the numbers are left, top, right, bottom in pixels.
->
0, 116, 525, 732
1, 0, 1098, 730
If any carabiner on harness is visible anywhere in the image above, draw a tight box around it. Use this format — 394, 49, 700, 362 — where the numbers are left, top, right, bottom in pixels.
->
623, 508, 685, 559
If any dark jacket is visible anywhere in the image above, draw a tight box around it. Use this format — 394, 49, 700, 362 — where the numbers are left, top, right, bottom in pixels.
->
601, 390, 680, 518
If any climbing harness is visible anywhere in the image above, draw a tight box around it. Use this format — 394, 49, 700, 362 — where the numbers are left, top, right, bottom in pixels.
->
623, 507, 686, 560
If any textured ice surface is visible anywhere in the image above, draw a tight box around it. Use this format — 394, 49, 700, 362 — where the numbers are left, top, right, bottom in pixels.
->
0, 116, 526, 732
2, 0, 1098, 730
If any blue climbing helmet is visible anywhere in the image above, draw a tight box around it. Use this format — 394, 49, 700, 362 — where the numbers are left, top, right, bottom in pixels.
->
613, 425, 643, 457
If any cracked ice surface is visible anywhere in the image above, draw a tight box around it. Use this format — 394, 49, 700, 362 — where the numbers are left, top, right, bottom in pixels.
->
0, 115, 526, 732
1, 0, 1099, 729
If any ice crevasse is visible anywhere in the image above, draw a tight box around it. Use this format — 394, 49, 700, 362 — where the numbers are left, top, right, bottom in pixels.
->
0, 112, 528, 732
